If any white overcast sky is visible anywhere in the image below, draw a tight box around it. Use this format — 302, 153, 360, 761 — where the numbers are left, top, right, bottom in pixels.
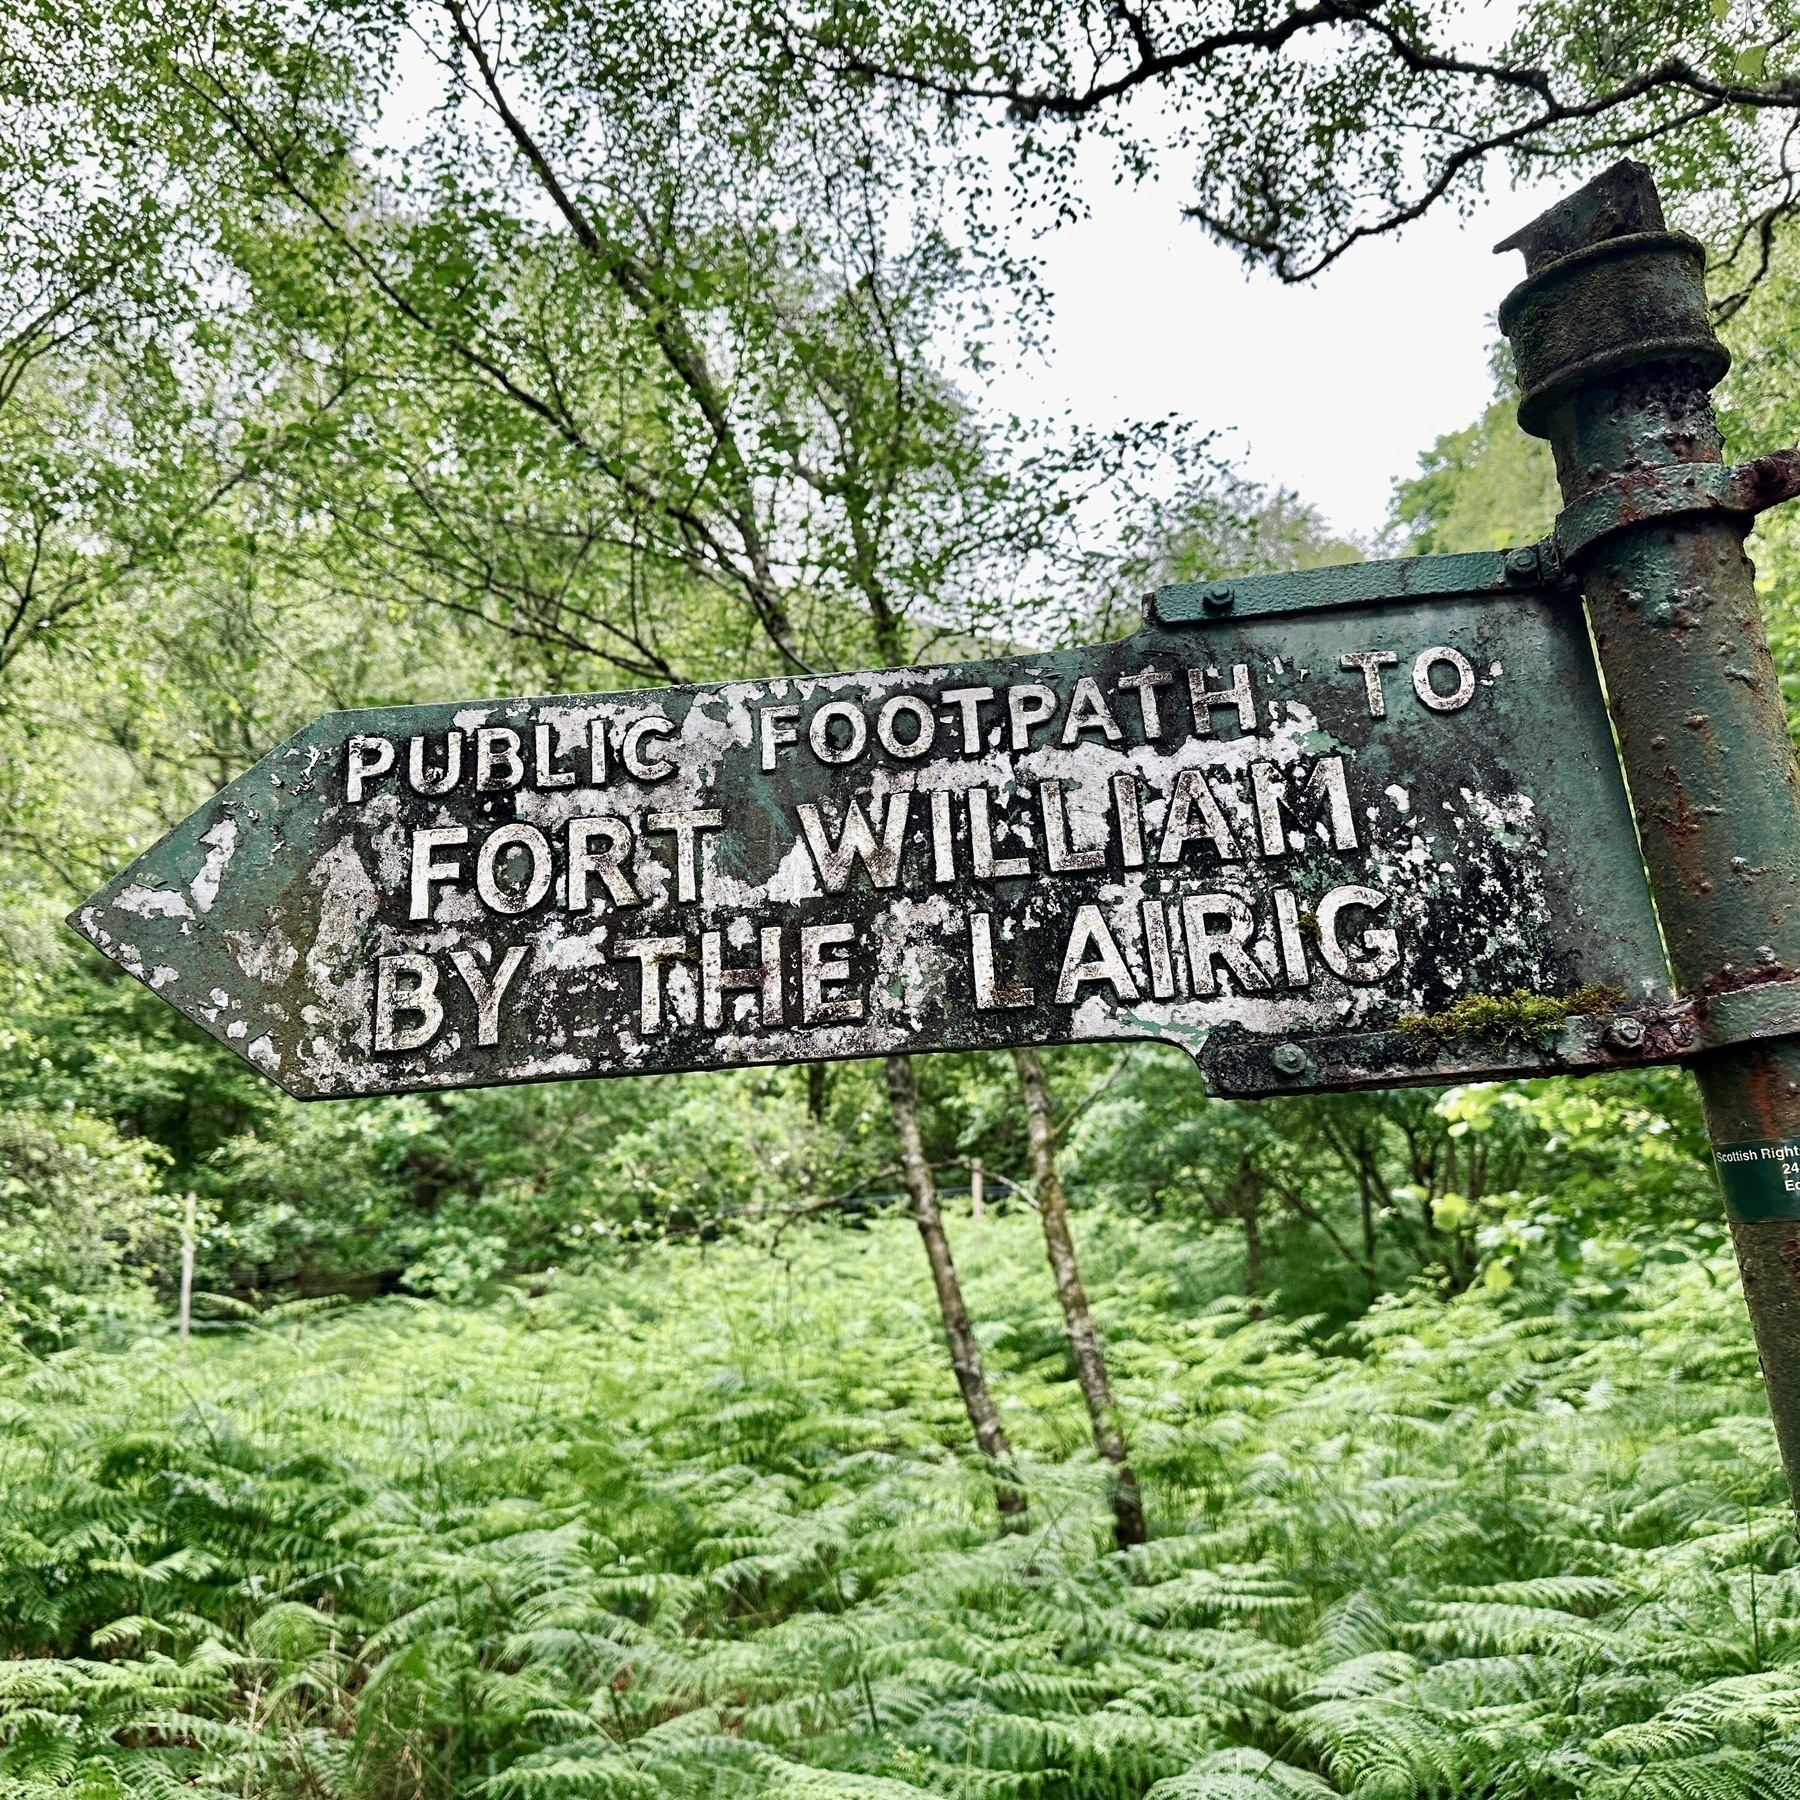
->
980, 162, 1567, 543
975, 0, 1544, 542
386, 6, 1555, 544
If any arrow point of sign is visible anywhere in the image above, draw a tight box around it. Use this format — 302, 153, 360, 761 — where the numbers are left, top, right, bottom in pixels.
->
63, 719, 338, 1101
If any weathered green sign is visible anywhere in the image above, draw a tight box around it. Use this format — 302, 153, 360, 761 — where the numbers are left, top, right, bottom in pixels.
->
71, 547, 1679, 1100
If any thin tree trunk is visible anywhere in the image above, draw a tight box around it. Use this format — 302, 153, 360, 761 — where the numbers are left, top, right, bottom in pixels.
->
1238, 1160, 1266, 1319
1359, 1180, 1378, 1289
807, 1061, 827, 1122
1011, 1046, 1146, 1548
178, 1191, 195, 1343
885, 1055, 1026, 1522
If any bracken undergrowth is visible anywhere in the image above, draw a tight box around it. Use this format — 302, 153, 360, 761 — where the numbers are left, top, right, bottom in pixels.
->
1, 1208, 1795, 1800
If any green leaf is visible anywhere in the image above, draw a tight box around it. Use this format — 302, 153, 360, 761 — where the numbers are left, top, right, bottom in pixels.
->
1735, 43, 1769, 79
1432, 1192, 1471, 1230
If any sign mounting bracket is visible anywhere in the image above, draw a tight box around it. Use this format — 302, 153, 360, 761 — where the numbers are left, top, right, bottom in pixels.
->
1149, 543, 1566, 628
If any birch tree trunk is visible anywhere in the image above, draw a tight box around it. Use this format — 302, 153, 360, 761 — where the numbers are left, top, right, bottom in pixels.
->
1012, 1046, 1146, 1548
885, 1054, 1026, 1522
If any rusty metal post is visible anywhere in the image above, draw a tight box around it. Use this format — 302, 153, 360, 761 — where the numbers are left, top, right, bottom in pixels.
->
1499, 161, 1800, 1517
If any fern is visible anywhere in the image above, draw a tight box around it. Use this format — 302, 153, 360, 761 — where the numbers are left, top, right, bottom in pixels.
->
0, 1214, 1795, 1800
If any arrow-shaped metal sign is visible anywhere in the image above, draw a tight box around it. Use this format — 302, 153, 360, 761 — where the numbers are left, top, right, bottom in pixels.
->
70, 549, 1675, 1100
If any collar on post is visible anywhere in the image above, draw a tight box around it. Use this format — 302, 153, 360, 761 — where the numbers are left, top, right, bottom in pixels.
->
1495, 160, 1729, 439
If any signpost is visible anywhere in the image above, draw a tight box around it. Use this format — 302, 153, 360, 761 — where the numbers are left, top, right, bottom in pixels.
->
1495, 162, 1800, 1516
71, 555, 1675, 1101
66, 162, 1800, 1515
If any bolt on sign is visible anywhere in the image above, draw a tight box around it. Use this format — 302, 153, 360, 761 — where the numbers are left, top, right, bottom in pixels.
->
71, 548, 1685, 1100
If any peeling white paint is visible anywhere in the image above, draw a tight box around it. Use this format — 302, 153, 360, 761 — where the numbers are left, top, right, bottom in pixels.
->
191, 819, 238, 913
116, 885, 194, 920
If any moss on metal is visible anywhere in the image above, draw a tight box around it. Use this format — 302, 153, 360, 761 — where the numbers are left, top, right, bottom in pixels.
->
1396, 983, 1621, 1050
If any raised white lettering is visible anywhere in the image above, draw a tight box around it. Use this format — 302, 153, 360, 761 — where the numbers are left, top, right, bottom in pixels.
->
702, 926, 783, 1028
971, 913, 1034, 1009
969, 788, 1030, 880
621, 716, 678, 781
760, 705, 801, 771
410, 827, 468, 921
408, 732, 461, 796
567, 817, 638, 910
877, 694, 936, 759
940, 686, 994, 754
929, 790, 955, 883
1054, 904, 1139, 1004
809, 700, 866, 765
644, 809, 724, 904
449, 944, 529, 1046
1304, 758, 1358, 851
476, 824, 553, 915
1116, 668, 1173, 740
796, 793, 911, 891
1157, 769, 1239, 864
801, 922, 862, 1023
1252, 757, 1357, 855
346, 735, 395, 803
1187, 664, 1257, 736
1274, 888, 1309, 987
1252, 762, 1286, 856
1317, 885, 1400, 982
1340, 650, 1398, 718
1142, 900, 1176, 999
1040, 779, 1105, 873
1113, 773, 1144, 868
475, 728, 524, 791
534, 723, 578, 788
1007, 683, 1058, 751
1413, 646, 1476, 712
374, 953, 442, 1051
1182, 894, 1270, 996
616, 937, 687, 1034
1060, 676, 1121, 745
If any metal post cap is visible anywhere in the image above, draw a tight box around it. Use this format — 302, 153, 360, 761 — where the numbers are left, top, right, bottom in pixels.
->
1495, 163, 1728, 440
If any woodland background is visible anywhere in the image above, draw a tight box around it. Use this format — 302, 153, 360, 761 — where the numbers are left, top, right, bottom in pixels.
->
3, 0, 1800, 1794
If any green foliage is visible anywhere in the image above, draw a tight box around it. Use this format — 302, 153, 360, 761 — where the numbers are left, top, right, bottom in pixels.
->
0, 949, 1723, 1328
1396, 984, 1619, 1050
1433, 1070, 1715, 1284
0, 1640, 246, 1800
786, 0, 1800, 288
1388, 398, 1561, 556
0, 21, 1792, 1800
0, 1216, 1793, 1800
1063, 1045, 1719, 1320
1122, 468, 1363, 592
0, 0, 1778, 1336
1714, 228, 1800, 732
0, 1103, 173, 1349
